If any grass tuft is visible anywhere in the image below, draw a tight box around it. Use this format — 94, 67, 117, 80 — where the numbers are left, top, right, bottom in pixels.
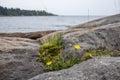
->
80, 49, 120, 62
38, 35, 78, 71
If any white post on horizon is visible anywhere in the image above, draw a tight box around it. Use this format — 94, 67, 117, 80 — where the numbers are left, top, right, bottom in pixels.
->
118, 0, 120, 13
115, 0, 120, 13
41, 0, 48, 11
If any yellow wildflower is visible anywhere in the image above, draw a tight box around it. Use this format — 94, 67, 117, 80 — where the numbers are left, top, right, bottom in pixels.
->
46, 61, 52, 66
74, 45, 81, 49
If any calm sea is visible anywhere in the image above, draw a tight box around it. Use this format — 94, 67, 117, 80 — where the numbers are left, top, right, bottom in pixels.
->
0, 16, 103, 33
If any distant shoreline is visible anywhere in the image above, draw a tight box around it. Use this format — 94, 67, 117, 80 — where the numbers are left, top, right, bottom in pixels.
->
0, 15, 104, 17
0, 15, 58, 17
0, 6, 56, 16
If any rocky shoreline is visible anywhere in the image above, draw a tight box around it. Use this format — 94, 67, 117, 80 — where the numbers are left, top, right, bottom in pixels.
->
0, 14, 120, 80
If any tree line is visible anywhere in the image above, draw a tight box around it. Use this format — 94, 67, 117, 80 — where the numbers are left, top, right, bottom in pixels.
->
0, 6, 56, 16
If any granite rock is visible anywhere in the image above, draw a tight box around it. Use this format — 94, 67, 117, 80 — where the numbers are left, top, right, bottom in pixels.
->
0, 37, 45, 80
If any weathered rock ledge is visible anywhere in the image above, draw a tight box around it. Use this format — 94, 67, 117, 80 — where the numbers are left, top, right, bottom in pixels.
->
0, 37, 45, 80
0, 30, 56, 40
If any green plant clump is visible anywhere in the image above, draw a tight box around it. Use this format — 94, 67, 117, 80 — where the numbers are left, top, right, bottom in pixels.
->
80, 49, 120, 62
38, 35, 78, 71
38, 35, 120, 71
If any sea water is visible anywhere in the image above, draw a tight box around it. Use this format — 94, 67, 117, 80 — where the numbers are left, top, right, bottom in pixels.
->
0, 16, 103, 33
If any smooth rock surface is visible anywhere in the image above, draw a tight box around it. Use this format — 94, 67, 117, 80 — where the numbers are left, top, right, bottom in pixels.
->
0, 37, 39, 51
63, 22, 120, 50
71, 14, 120, 29
62, 22, 120, 59
29, 57, 120, 80
0, 37, 45, 80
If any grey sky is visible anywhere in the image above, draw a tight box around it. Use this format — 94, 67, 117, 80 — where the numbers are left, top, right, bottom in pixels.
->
0, 0, 120, 15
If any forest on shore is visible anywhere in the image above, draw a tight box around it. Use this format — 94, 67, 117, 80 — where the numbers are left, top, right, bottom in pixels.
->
0, 6, 56, 16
